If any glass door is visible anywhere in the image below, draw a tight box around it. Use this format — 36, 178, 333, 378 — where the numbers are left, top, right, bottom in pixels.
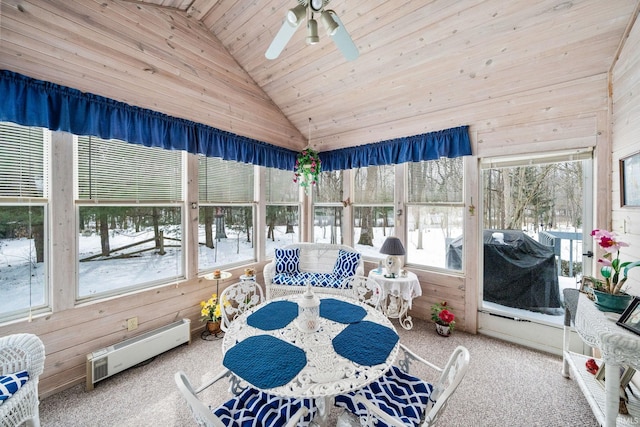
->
478, 150, 593, 354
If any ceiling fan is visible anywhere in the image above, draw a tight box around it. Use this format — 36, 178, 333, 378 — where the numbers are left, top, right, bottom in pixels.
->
265, 0, 359, 61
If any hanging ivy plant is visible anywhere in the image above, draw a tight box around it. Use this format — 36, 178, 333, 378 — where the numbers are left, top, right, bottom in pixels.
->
293, 148, 321, 193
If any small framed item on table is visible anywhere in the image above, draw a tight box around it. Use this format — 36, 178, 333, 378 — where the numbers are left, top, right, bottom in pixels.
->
595, 363, 636, 390
616, 296, 640, 336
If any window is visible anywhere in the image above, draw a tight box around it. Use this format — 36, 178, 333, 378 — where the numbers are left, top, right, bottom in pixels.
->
76, 136, 184, 298
353, 165, 395, 258
406, 157, 464, 271
198, 157, 255, 270
313, 170, 344, 244
0, 122, 49, 320
265, 168, 299, 256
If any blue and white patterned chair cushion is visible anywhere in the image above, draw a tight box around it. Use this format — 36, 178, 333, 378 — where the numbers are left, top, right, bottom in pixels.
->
214, 386, 317, 427
332, 249, 361, 277
272, 272, 343, 288
274, 248, 301, 274
0, 370, 29, 404
334, 365, 433, 427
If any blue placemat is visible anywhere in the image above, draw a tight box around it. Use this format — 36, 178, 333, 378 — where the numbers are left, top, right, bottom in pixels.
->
223, 335, 307, 389
247, 300, 298, 330
333, 321, 399, 366
320, 298, 367, 324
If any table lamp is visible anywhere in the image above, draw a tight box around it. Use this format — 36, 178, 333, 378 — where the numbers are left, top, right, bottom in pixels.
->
380, 237, 405, 278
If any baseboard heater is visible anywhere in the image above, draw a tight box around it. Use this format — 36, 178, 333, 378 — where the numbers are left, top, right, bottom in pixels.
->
86, 318, 191, 390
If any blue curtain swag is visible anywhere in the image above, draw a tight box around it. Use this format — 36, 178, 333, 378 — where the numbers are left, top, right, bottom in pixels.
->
1, 70, 471, 171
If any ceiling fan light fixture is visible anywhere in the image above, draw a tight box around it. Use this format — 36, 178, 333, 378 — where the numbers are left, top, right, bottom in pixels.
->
287, 3, 306, 26
320, 10, 339, 36
306, 18, 319, 44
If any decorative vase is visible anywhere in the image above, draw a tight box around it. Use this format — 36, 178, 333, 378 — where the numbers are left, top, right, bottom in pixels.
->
206, 320, 221, 334
435, 322, 451, 337
593, 290, 633, 314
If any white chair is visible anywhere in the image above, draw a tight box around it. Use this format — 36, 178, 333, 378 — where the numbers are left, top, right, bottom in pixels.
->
335, 344, 470, 427
0, 333, 46, 427
340, 275, 383, 309
174, 370, 315, 427
219, 281, 265, 332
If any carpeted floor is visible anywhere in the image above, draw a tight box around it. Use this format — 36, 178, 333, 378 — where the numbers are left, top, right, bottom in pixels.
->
39, 317, 599, 427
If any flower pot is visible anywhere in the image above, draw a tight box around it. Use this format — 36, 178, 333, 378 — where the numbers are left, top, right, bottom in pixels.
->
206, 320, 221, 334
593, 290, 633, 314
435, 323, 451, 337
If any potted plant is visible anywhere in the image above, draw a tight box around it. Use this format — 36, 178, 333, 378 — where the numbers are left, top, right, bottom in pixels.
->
588, 229, 640, 313
200, 293, 223, 334
431, 301, 455, 336
293, 148, 321, 194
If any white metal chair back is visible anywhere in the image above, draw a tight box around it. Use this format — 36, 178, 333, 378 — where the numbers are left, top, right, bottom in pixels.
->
219, 281, 265, 332
175, 370, 313, 427
174, 371, 225, 427
341, 275, 383, 309
422, 345, 470, 425
0, 333, 46, 427
336, 344, 470, 427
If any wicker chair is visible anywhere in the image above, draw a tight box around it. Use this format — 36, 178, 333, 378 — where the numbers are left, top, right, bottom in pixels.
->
335, 344, 470, 427
0, 333, 46, 427
218, 281, 265, 332
175, 370, 316, 427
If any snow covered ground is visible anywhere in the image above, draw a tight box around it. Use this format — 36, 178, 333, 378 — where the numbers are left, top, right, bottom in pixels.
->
0, 225, 584, 318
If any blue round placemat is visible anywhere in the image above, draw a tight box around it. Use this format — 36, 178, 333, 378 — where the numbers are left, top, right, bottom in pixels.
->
333, 321, 399, 366
320, 298, 367, 323
223, 335, 307, 389
247, 300, 298, 330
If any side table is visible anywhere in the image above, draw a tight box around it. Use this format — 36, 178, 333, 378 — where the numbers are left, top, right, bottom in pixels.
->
367, 270, 422, 330
202, 271, 232, 340
563, 291, 640, 426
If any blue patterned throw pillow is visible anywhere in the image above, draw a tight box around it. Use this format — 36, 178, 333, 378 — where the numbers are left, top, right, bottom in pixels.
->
332, 249, 361, 277
275, 248, 301, 274
0, 370, 29, 403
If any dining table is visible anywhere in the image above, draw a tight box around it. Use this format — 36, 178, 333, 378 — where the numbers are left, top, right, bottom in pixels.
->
221, 294, 400, 425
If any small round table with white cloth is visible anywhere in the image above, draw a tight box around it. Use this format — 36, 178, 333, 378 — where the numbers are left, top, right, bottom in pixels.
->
367, 270, 422, 330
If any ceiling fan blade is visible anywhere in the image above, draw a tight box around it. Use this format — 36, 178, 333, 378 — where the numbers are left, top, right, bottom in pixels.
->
265, 19, 301, 60
328, 11, 359, 61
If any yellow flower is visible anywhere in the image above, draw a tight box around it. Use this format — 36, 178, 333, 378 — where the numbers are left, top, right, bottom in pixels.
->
200, 293, 222, 322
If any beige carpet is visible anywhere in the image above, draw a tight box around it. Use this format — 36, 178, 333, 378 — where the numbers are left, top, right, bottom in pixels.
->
39, 317, 599, 426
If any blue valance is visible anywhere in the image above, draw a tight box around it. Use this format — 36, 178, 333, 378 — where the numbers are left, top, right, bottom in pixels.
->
1, 70, 471, 171
0, 70, 297, 170
319, 126, 471, 171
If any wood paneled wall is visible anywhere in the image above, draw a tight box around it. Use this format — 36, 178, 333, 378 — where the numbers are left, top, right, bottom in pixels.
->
0, 0, 305, 149
0, 0, 638, 399
612, 13, 640, 295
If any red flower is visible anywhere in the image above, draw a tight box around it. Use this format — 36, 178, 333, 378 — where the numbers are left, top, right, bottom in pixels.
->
438, 309, 455, 324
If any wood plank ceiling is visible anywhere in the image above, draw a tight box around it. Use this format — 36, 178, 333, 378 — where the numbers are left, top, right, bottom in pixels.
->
3, 0, 639, 152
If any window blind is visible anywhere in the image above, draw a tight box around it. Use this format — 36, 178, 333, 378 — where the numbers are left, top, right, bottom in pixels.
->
408, 157, 463, 203
353, 165, 394, 204
266, 168, 298, 203
0, 122, 46, 198
198, 156, 254, 202
480, 149, 593, 169
77, 136, 183, 201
